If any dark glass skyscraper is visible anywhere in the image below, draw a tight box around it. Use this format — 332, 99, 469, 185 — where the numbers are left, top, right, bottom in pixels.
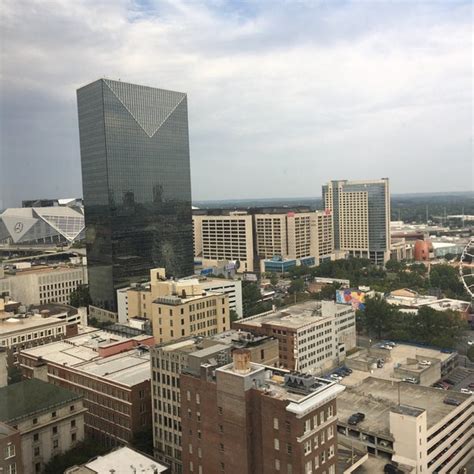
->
77, 79, 194, 310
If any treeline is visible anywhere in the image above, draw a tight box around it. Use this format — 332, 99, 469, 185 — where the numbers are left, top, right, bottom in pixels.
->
285, 258, 469, 300
357, 295, 467, 349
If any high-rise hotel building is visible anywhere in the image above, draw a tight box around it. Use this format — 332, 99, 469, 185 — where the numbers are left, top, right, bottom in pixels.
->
322, 179, 390, 265
77, 79, 194, 310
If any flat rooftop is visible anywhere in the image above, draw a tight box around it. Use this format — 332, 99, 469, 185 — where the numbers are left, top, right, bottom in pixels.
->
83, 446, 167, 473
0, 314, 66, 335
0, 378, 81, 424
337, 377, 471, 438
238, 300, 329, 329
21, 330, 151, 387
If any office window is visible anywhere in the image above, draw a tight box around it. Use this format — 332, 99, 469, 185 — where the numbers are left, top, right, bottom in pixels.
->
274, 438, 280, 450
304, 440, 311, 455
273, 417, 279, 430
5, 444, 15, 458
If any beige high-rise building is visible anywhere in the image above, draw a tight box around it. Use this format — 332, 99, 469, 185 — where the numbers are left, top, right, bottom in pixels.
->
193, 212, 254, 272
254, 211, 334, 272
322, 179, 391, 265
126, 268, 230, 343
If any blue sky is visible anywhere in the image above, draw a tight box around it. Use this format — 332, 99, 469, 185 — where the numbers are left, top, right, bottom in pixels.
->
0, 0, 472, 207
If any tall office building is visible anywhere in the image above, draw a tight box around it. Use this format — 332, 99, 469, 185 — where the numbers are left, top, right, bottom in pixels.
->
77, 79, 194, 310
322, 179, 391, 265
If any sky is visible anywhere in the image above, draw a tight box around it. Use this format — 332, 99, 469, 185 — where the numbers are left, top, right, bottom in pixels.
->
0, 0, 472, 208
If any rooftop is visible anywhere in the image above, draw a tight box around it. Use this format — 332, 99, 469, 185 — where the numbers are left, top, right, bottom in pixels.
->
0, 378, 81, 423
337, 377, 471, 437
73, 446, 168, 473
0, 314, 67, 335
236, 300, 347, 329
21, 330, 152, 386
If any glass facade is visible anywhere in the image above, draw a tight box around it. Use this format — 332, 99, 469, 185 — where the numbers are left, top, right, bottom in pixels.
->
77, 79, 194, 310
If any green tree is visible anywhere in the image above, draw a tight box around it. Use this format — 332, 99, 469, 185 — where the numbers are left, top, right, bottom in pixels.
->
289, 278, 305, 294
429, 264, 467, 299
70, 284, 91, 308
358, 294, 397, 339
229, 309, 239, 323
270, 273, 279, 286
242, 281, 271, 317
314, 283, 340, 301
467, 345, 474, 362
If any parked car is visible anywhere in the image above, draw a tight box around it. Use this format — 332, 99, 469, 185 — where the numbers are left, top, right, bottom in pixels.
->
348, 412, 365, 425
419, 360, 431, 366
379, 344, 392, 350
460, 388, 473, 395
377, 358, 385, 368
402, 377, 418, 384
384, 464, 402, 474
443, 379, 455, 386
329, 374, 342, 381
443, 398, 461, 406
468, 382, 474, 389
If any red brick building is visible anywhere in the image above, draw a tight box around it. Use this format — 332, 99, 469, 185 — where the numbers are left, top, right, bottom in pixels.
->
181, 349, 344, 474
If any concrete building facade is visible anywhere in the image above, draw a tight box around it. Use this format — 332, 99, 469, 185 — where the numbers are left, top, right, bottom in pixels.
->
180, 349, 345, 474
0, 379, 86, 474
322, 179, 391, 265
193, 212, 255, 272
233, 301, 356, 374
1, 264, 87, 306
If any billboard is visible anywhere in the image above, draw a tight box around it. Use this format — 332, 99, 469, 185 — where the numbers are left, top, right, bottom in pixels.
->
336, 289, 366, 310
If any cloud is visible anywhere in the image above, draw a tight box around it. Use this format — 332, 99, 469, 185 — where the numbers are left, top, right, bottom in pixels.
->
0, 0, 472, 207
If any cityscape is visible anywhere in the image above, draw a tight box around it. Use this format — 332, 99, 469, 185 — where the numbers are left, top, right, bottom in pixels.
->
0, 2, 473, 474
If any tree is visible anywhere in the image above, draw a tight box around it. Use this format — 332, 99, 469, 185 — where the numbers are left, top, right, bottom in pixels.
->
70, 284, 91, 308
468, 345, 474, 363
358, 295, 397, 339
429, 264, 467, 298
270, 273, 279, 286
242, 281, 271, 317
229, 309, 239, 323
289, 279, 304, 294
314, 283, 340, 301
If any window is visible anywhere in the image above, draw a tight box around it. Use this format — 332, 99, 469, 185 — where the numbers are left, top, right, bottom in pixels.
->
189, 462, 194, 472
33, 418, 38, 425
286, 443, 292, 455
305, 460, 313, 474
34, 447, 40, 457
8, 463, 17, 474
321, 450, 326, 464
327, 426, 334, 440
329, 445, 335, 459
304, 419, 311, 433
320, 431, 325, 444
71, 419, 76, 428
35, 463, 41, 474
70, 405, 75, 412
218, 424, 223, 433
53, 440, 59, 449
52, 426, 58, 435
71, 433, 76, 442
320, 411, 325, 424
329, 465, 335, 474
218, 406, 223, 415
275, 459, 280, 471
52, 411, 57, 418
5, 444, 15, 458
304, 440, 311, 455
33, 434, 39, 442
274, 439, 280, 450
273, 417, 279, 430
219, 443, 224, 452
196, 393, 200, 404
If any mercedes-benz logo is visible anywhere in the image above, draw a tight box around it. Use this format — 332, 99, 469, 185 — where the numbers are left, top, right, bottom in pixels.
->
14, 222, 24, 233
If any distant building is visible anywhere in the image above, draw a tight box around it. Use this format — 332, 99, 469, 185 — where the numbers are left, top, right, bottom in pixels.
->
65, 446, 168, 474
22, 198, 83, 209
233, 300, 356, 373
123, 268, 230, 344
1, 263, 87, 306
337, 377, 473, 472
117, 269, 243, 322
255, 210, 334, 271
0, 378, 86, 474
193, 212, 255, 272
151, 331, 279, 472
0, 206, 84, 245
323, 179, 391, 265
19, 329, 154, 446
77, 79, 194, 311
181, 349, 344, 474
0, 305, 80, 366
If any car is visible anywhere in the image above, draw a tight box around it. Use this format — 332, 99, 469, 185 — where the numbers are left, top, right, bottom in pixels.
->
460, 388, 473, 395
443, 379, 455, 386
443, 398, 461, 406
402, 377, 418, 384
467, 340, 474, 346
468, 383, 474, 389
379, 344, 392, 350
329, 374, 342, 381
383, 341, 396, 348
419, 360, 431, 366
348, 412, 365, 425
